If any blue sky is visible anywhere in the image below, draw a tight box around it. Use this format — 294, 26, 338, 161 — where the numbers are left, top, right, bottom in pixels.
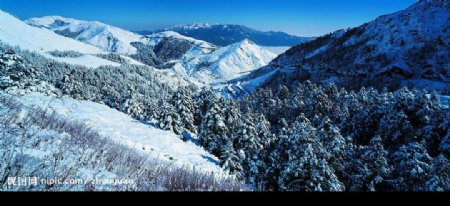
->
1, 0, 416, 36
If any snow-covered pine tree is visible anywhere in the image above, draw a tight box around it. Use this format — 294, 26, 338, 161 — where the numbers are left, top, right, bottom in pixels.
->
272, 114, 344, 191
223, 99, 241, 135
439, 113, 450, 155
158, 99, 183, 135
428, 155, 450, 191
220, 141, 243, 179
316, 116, 349, 173
120, 85, 144, 120
378, 109, 414, 146
172, 87, 197, 134
198, 99, 228, 156
392, 142, 434, 191
234, 107, 263, 185
256, 113, 273, 148
194, 87, 217, 126
342, 147, 372, 192
360, 135, 392, 191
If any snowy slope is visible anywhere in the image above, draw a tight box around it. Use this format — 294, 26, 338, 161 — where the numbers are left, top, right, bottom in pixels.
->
26, 16, 145, 54
271, 0, 450, 81
19, 93, 223, 174
171, 39, 277, 84
145, 31, 218, 64
0, 10, 119, 68
231, 0, 450, 96
146, 31, 216, 50
262, 46, 291, 55
191, 39, 276, 82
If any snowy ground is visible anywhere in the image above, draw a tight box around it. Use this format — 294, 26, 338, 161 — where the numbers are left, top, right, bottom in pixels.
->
0, 10, 131, 68
262, 46, 291, 55
18, 93, 224, 174
26, 16, 145, 55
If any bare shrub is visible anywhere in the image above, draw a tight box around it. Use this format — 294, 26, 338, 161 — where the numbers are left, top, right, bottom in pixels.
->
0, 94, 246, 191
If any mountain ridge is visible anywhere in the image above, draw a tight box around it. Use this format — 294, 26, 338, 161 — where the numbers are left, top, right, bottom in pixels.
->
26, 16, 145, 54
234, 0, 449, 94
138, 23, 313, 47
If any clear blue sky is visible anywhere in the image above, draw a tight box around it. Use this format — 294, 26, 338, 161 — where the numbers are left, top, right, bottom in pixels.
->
1, 0, 416, 37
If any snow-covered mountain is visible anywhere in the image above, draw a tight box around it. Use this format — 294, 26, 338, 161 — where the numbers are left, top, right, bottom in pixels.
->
141, 23, 312, 47
0, 10, 121, 68
176, 39, 277, 84
26, 16, 146, 54
272, 0, 449, 81
130, 31, 277, 83
25, 15, 275, 84
235, 0, 450, 94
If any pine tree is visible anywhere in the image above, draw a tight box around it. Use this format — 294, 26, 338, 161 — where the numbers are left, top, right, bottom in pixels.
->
194, 87, 216, 126
158, 100, 182, 135
272, 115, 345, 191
220, 141, 243, 179
392, 142, 434, 191
198, 100, 228, 156
256, 113, 273, 148
428, 155, 450, 191
172, 87, 197, 134
360, 135, 391, 191
234, 108, 263, 185
316, 116, 349, 176
120, 85, 144, 120
439, 113, 450, 155
378, 109, 414, 146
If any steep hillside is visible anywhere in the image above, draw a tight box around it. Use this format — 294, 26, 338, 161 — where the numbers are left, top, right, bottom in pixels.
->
26, 16, 145, 54
271, 0, 449, 82
0, 10, 119, 68
176, 39, 277, 84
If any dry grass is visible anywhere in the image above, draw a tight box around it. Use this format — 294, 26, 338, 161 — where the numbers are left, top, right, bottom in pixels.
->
0, 94, 247, 191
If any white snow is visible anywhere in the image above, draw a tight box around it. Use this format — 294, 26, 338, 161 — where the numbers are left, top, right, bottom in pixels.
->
0, 10, 120, 68
18, 93, 224, 174
146, 31, 216, 50
51, 55, 121, 68
262, 46, 291, 55
26, 16, 145, 55
167, 23, 221, 30
173, 39, 277, 84
22, 15, 277, 84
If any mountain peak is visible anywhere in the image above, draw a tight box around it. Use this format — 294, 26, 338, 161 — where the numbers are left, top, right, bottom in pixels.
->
168, 23, 222, 30
236, 38, 254, 46
161, 23, 311, 47
26, 16, 143, 54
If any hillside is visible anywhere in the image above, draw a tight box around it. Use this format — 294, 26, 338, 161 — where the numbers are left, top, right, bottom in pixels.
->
271, 0, 449, 82
236, 0, 450, 94
26, 16, 145, 54
0, 10, 121, 68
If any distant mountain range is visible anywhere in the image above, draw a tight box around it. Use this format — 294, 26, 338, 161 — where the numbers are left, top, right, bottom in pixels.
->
137, 23, 313, 47
24, 16, 277, 84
